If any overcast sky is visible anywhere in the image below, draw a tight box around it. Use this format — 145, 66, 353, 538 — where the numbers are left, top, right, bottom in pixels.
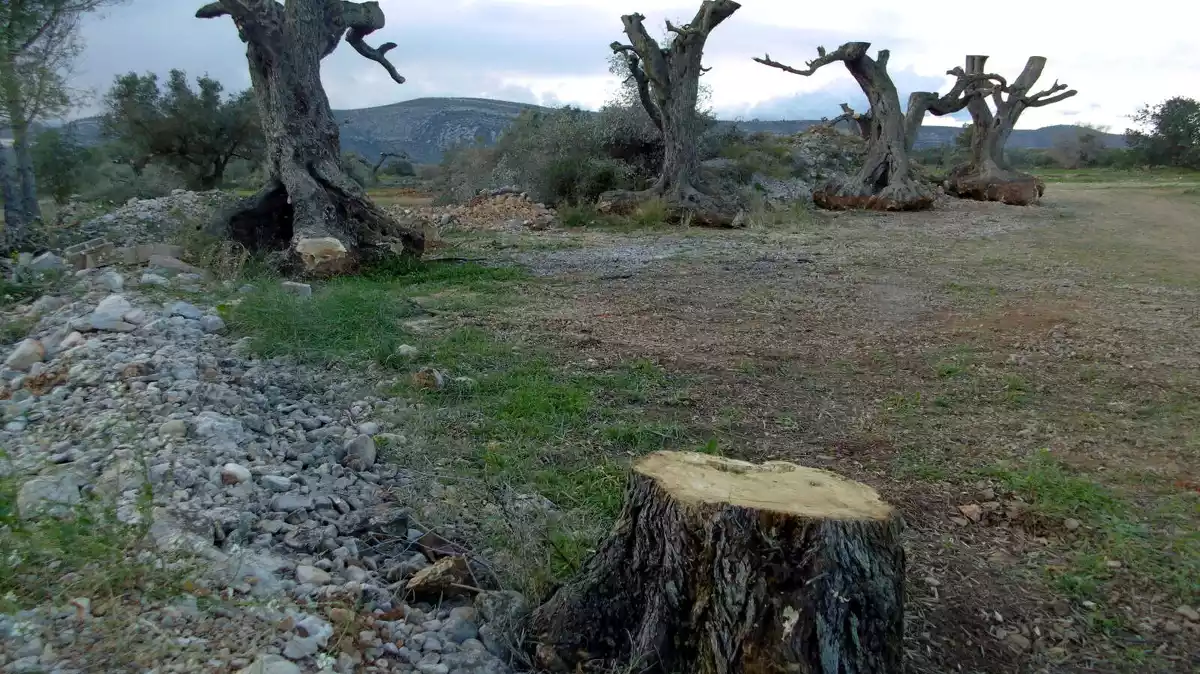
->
72, 0, 1199, 129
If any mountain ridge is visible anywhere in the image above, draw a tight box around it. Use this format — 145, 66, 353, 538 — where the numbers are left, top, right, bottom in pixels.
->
8, 96, 1125, 165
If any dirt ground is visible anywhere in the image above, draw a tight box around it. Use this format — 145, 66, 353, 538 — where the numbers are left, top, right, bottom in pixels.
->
453, 182, 1200, 673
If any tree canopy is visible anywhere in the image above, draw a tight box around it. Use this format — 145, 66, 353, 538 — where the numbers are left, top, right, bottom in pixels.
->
100, 69, 262, 190
1126, 97, 1200, 169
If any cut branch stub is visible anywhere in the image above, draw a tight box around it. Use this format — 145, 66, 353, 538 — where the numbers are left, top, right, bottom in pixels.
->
531, 451, 906, 673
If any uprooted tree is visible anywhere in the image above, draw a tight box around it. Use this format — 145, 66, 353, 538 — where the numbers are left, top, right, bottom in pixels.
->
946, 55, 1076, 205
599, 0, 742, 226
755, 43, 936, 210
531, 451, 906, 673
196, 0, 423, 274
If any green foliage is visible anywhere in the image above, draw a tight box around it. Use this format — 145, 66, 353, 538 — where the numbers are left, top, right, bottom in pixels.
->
31, 127, 93, 203
1126, 97, 1200, 169
100, 69, 262, 190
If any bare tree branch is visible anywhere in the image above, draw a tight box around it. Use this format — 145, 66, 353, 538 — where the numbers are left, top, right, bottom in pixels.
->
753, 42, 871, 77
341, 1, 405, 84
621, 52, 662, 131
1025, 79, 1077, 107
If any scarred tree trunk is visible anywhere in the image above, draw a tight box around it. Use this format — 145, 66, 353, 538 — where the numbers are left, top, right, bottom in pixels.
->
197, 0, 423, 274
947, 55, 1076, 206
756, 43, 933, 210
531, 451, 906, 673
599, 0, 743, 227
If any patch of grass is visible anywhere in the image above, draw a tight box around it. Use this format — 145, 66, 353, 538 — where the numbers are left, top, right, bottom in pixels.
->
1, 315, 36, 345
224, 260, 524, 366
0, 470, 184, 614
631, 198, 670, 228
982, 451, 1200, 603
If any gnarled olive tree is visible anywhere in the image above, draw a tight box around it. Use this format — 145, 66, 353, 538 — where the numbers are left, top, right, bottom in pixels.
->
947, 55, 1076, 205
599, 0, 742, 226
196, 0, 422, 274
756, 43, 935, 210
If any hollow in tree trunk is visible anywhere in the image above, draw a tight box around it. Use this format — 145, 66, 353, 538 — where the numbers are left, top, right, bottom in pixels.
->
196, 0, 423, 274
756, 43, 933, 211
946, 55, 1076, 206
600, 0, 743, 227
531, 451, 906, 673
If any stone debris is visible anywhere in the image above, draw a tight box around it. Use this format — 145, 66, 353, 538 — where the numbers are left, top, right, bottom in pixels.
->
0, 268, 517, 674
384, 188, 560, 236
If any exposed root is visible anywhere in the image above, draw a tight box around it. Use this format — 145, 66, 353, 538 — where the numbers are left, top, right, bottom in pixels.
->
946, 165, 1044, 206
814, 175, 935, 211
597, 182, 743, 228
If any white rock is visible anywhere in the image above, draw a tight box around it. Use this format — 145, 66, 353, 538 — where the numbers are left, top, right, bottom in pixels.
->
4, 339, 44, 371
140, 273, 169, 287
343, 434, 377, 469
221, 463, 252, 485
395, 344, 419, 358
29, 252, 67, 272
260, 475, 292, 492
123, 309, 148, 325
89, 295, 135, 331
295, 565, 332, 585
280, 281, 312, 298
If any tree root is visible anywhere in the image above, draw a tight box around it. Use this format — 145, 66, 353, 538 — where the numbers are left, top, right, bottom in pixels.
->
945, 165, 1044, 206
597, 182, 744, 228
814, 174, 935, 211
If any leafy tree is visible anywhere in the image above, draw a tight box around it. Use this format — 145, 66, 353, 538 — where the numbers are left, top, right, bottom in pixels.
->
1125, 97, 1200, 169
100, 69, 262, 190
31, 127, 93, 203
1, 0, 126, 248
1049, 123, 1109, 169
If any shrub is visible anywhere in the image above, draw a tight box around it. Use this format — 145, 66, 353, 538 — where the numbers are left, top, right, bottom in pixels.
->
79, 163, 187, 204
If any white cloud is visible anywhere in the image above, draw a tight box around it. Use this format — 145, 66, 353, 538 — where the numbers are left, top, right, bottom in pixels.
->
71, 0, 1199, 130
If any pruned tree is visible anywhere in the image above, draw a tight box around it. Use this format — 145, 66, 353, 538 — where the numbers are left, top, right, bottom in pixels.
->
195, 0, 423, 274
532, 451, 906, 673
370, 150, 407, 182
904, 65, 1000, 152
946, 55, 1076, 205
100, 69, 262, 191
600, 0, 743, 226
755, 43, 934, 210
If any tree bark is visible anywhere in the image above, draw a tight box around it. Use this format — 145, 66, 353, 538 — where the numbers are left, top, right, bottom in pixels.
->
0, 142, 27, 251
531, 451, 906, 674
946, 55, 1076, 206
196, 0, 423, 274
599, 0, 743, 227
756, 43, 933, 211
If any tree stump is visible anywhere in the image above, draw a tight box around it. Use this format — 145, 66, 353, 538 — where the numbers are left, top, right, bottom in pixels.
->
531, 451, 905, 673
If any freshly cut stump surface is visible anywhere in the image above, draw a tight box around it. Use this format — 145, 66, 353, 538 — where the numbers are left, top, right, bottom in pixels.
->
531, 450, 906, 673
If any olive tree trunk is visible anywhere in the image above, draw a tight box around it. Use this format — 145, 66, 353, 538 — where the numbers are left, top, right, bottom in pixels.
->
599, 0, 743, 227
196, 0, 422, 274
947, 55, 1076, 205
531, 451, 906, 674
756, 43, 932, 210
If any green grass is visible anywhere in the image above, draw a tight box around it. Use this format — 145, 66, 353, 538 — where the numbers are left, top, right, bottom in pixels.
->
982, 451, 1199, 603
0, 468, 184, 614
1033, 166, 1200, 184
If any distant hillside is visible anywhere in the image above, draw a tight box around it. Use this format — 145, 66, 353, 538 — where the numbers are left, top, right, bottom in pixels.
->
7, 97, 1125, 164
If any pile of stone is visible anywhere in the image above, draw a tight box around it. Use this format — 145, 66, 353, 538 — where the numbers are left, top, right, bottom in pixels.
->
0, 268, 520, 674
54, 189, 242, 249
386, 188, 560, 237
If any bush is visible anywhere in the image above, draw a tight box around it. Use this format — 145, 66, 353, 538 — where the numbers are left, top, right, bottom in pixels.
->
78, 163, 187, 204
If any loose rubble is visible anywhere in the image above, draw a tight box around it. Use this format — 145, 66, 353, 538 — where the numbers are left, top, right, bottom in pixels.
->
384, 188, 559, 238
50, 189, 243, 249
0, 268, 518, 673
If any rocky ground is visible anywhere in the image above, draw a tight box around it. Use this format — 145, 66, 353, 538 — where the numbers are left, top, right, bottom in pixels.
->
0, 259, 525, 673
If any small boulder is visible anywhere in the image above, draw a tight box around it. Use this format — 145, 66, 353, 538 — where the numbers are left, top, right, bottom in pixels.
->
200, 315, 227, 334
159, 419, 188, 438
295, 565, 332, 585
281, 281, 312, 298
140, 272, 169, 287
89, 295, 136, 332
221, 463, 252, 485
342, 434, 377, 470
168, 301, 204, 319
237, 655, 301, 674
4, 339, 45, 372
